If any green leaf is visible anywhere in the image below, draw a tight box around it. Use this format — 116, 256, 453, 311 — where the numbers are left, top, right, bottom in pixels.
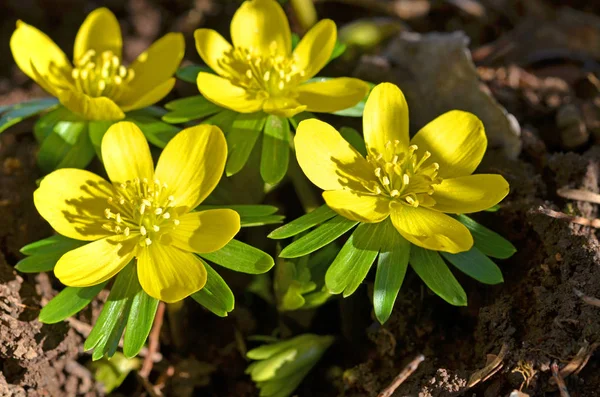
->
226, 112, 267, 176
373, 222, 410, 324
279, 215, 358, 258
339, 126, 367, 156
261, 115, 290, 184
0, 97, 59, 134
88, 120, 114, 157
175, 64, 215, 84
37, 120, 95, 173
329, 41, 347, 62
126, 112, 180, 148
269, 205, 337, 239
34, 106, 78, 143
196, 204, 284, 227
201, 239, 274, 274
203, 109, 237, 132
20, 234, 85, 256
123, 289, 159, 358
441, 247, 504, 285
162, 95, 221, 124
457, 215, 516, 259
332, 81, 373, 117
15, 253, 63, 273
39, 282, 108, 324
84, 263, 139, 360
325, 222, 380, 297
288, 111, 315, 130
409, 246, 467, 306
191, 260, 235, 317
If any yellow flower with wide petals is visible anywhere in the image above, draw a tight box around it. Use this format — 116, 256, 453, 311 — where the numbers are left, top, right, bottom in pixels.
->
33, 122, 240, 302
194, 0, 370, 117
11, 8, 184, 121
295, 83, 510, 254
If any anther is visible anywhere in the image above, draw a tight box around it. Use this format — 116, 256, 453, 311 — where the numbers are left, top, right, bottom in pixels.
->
124, 227, 130, 236
154, 208, 163, 215
390, 190, 400, 197
145, 238, 152, 246
163, 212, 171, 219
140, 226, 147, 236
116, 213, 122, 223
153, 225, 160, 232
173, 219, 180, 226
382, 176, 390, 186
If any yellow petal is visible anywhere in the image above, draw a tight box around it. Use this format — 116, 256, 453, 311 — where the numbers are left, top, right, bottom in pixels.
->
197, 72, 264, 113
295, 118, 375, 191
431, 174, 509, 214
101, 122, 154, 184
55, 235, 136, 287
120, 78, 176, 112
194, 29, 233, 77
155, 124, 227, 210
390, 204, 473, 253
10, 20, 71, 85
169, 209, 240, 253
296, 78, 369, 113
293, 19, 336, 80
363, 82, 409, 157
263, 97, 306, 117
119, 33, 184, 106
29, 60, 63, 96
323, 190, 390, 223
231, 0, 291, 56
73, 8, 122, 62
57, 90, 125, 121
410, 110, 486, 179
137, 244, 207, 303
33, 169, 115, 241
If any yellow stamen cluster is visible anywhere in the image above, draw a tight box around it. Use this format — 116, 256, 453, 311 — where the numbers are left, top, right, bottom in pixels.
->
219, 45, 305, 98
71, 49, 134, 99
103, 178, 179, 247
363, 141, 442, 207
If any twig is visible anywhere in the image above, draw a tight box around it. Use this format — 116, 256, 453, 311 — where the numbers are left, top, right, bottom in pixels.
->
557, 188, 600, 205
136, 372, 163, 397
536, 207, 600, 228
551, 362, 571, 397
573, 289, 600, 308
378, 354, 425, 397
140, 302, 166, 378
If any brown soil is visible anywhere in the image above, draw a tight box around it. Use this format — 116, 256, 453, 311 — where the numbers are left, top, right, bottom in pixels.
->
0, 1, 599, 396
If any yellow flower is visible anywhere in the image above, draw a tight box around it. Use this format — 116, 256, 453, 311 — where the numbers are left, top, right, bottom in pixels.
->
33, 121, 240, 302
295, 83, 509, 253
194, 0, 370, 118
11, 8, 184, 121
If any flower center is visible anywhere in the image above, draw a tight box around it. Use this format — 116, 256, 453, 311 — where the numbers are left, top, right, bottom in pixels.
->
71, 49, 134, 99
102, 178, 179, 247
363, 141, 442, 207
218, 46, 305, 98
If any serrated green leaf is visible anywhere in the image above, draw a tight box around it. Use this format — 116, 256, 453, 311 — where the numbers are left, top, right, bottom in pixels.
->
37, 120, 95, 173
441, 247, 504, 285
409, 246, 467, 306
226, 112, 267, 176
279, 215, 357, 258
125, 113, 180, 148
269, 205, 337, 239
123, 289, 159, 358
84, 263, 139, 360
190, 260, 234, 317
0, 97, 59, 134
325, 222, 380, 297
261, 114, 290, 184
20, 234, 85, 256
373, 223, 410, 324
339, 126, 367, 156
39, 282, 108, 324
201, 239, 274, 274
162, 96, 221, 124
175, 64, 215, 84
457, 215, 516, 259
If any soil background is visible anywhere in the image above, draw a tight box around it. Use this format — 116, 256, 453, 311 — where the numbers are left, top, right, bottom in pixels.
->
0, 0, 599, 396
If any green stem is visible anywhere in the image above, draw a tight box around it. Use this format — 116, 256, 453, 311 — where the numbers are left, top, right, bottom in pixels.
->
166, 301, 186, 350
290, 0, 318, 31
288, 156, 321, 213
